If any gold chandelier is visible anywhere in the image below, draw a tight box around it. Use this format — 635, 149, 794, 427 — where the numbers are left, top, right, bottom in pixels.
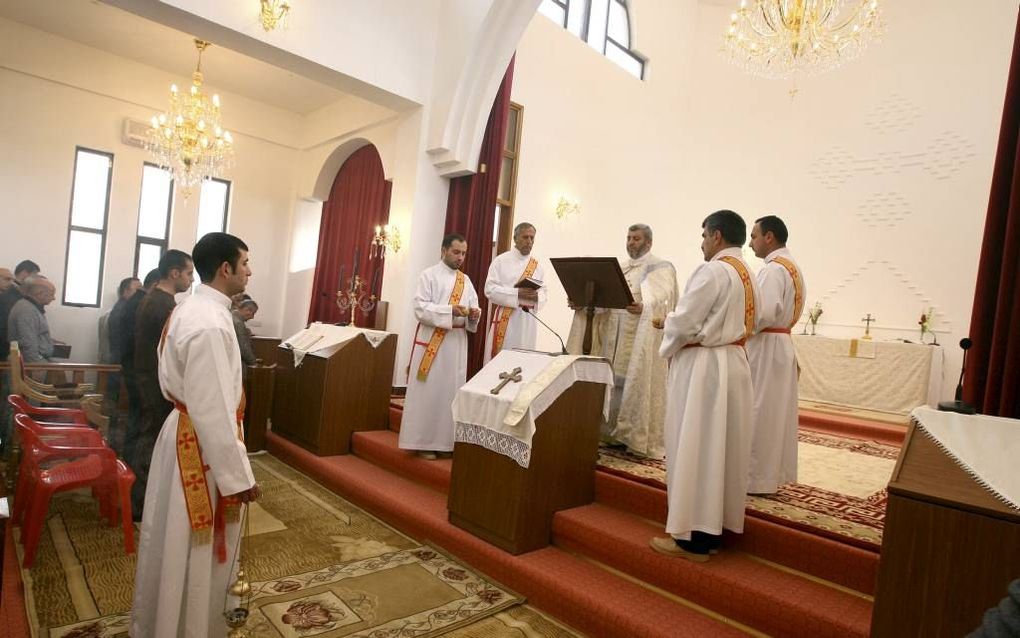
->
723, 0, 883, 79
147, 39, 234, 197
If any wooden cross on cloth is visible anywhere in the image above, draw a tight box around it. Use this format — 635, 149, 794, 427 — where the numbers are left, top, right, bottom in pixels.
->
490, 367, 523, 395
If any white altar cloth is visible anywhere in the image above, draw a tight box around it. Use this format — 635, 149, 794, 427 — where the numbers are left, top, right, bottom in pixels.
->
282, 322, 392, 367
453, 350, 614, 468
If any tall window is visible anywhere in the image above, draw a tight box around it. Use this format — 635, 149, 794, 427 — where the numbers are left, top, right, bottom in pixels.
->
63, 147, 113, 307
538, 0, 646, 79
493, 102, 524, 257
196, 177, 231, 241
134, 163, 174, 278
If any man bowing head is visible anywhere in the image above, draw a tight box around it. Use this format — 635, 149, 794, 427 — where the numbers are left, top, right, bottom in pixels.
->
399, 233, 481, 460
651, 210, 759, 562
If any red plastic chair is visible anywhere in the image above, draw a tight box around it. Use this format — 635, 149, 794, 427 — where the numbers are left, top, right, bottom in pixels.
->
14, 414, 135, 568
7, 394, 90, 426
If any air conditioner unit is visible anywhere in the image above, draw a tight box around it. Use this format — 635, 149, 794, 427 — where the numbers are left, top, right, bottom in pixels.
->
122, 118, 151, 149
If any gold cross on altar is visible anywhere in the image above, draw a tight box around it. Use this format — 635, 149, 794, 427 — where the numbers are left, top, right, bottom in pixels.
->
861, 313, 876, 340
490, 367, 523, 395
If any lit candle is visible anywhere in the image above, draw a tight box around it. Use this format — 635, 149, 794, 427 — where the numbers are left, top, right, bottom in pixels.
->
352, 247, 360, 279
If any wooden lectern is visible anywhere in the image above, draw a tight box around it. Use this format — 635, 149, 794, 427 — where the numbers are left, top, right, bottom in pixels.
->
549, 257, 633, 355
447, 380, 606, 554
271, 333, 397, 455
243, 362, 275, 452
872, 423, 1020, 637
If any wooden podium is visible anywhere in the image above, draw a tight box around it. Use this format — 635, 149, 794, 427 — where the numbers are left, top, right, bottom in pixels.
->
448, 380, 605, 555
271, 333, 397, 455
243, 362, 275, 452
872, 422, 1020, 637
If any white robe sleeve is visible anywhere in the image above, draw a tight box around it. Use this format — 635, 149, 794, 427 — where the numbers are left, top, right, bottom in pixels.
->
181, 327, 255, 496
484, 260, 520, 309
755, 263, 787, 332
464, 278, 481, 334
659, 263, 722, 360
414, 271, 454, 331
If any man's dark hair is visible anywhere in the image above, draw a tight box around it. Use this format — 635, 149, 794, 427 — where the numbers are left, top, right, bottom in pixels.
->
14, 260, 40, 277
513, 222, 536, 238
755, 215, 789, 245
118, 277, 140, 297
158, 249, 193, 279
193, 232, 248, 283
142, 269, 160, 288
239, 299, 258, 311
442, 233, 466, 249
702, 210, 746, 246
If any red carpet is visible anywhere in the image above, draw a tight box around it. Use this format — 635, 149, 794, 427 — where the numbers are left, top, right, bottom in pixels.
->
0, 524, 29, 638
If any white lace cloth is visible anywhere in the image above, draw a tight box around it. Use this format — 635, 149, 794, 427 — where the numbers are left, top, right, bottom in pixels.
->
283, 322, 392, 367
794, 335, 943, 414
453, 350, 614, 468
910, 407, 1020, 510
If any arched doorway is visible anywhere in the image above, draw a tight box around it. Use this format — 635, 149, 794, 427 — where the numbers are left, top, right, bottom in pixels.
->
307, 144, 392, 327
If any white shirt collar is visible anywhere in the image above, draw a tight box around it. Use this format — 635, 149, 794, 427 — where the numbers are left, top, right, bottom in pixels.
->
764, 247, 791, 264
196, 284, 232, 308
711, 246, 744, 262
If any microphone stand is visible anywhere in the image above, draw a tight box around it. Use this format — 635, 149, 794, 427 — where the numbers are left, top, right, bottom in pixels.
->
938, 337, 976, 414
521, 306, 568, 355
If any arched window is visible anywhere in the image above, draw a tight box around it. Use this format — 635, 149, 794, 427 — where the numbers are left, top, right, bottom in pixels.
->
538, 0, 646, 79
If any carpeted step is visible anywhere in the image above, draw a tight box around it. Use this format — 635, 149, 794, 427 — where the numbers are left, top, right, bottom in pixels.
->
267, 432, 749, 638
800, 410, 905, 446
553, 503, 873, 638
352, 430, 451, 492
388, 405, 402, 432
595, 470, 880, 595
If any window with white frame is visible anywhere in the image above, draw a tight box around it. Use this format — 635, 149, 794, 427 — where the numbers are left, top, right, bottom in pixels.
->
196, 177, 230, 241
134, 163, 174, 279
62, 147, 113, 307
538, 0, 646, 79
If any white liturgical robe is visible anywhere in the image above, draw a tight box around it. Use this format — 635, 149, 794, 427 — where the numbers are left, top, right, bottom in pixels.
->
566, 252, 678, 458
131, 284, 255, 638
482, 248, 548, 363
747, 247, 805, 493
659, 247, 759, 540
399, 262, 480, 452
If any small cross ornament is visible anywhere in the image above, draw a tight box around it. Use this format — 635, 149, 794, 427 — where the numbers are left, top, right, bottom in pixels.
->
861, 313, 876, 340
490, 367, 523, 395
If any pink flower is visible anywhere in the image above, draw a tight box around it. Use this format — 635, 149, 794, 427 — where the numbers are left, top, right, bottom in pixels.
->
281, 600, 345, 630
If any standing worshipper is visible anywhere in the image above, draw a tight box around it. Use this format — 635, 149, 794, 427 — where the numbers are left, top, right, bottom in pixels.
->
131, 232, 259, 637
565, 224, 678, 458
651, 210, 759, 562
115, 269, 159, 463
131, 250, 193, 516
0, 260, 41, 362
399, 233, 481, 460
8, 276, 57, 362
483, 222, 546, 362
746, 215, 805, 494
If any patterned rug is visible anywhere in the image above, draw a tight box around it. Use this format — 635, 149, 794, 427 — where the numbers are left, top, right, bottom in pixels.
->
20, 455, 575, 637
597, 430, 899, 550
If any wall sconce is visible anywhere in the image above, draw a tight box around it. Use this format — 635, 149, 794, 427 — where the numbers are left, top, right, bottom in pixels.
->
555, 196, 581, 219
259, 0, 290, 32
370, 224, 401, 258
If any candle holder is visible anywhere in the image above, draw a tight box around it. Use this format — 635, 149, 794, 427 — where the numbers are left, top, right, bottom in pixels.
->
223, 504, 253, 637
336, 275, 378, 327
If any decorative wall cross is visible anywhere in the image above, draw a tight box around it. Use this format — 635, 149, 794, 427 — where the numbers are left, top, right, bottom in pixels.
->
490, 367, 523, 395
861, 313, 876, 338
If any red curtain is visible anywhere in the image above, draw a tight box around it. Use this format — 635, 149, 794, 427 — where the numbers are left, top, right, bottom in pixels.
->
444, 57, 516, 377
308, 145, 392, 327
964, 10, 1020, 418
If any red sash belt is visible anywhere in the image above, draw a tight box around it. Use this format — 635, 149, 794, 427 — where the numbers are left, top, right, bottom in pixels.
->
683, 338, 747, 349
762, 327, 792, 334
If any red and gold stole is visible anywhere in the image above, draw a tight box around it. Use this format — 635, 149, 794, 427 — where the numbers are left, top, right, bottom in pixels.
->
416, 270, 465, 381
160, 308, 246, 563
718, 256, 756, 340
769, 256, 805, 330
490, 257, 538, 357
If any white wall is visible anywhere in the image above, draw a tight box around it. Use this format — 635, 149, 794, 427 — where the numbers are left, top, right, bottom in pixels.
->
0, 18, 301, 362
510, 0, 1016, 399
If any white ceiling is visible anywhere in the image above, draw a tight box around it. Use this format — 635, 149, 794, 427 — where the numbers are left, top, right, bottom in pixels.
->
0, 0, 351, 115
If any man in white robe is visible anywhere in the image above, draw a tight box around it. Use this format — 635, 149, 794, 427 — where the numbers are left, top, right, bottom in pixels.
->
483, 222, 547, 363
746, 215, 806, 494
651, 210, 759, 562
566, 224, 678, 458
131, 233, 260, 637
399, 233, 481, 459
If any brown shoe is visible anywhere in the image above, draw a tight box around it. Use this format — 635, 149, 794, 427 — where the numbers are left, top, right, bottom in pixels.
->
649, 536, 710, 563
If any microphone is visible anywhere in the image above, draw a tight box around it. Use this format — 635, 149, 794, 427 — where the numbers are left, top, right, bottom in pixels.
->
938, 337, 976, 414
522, 306, 568, 355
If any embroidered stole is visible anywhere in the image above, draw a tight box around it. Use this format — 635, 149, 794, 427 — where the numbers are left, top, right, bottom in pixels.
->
718, 256, 756, 339
769, 256, 805, 330
160, 307, 245, 563
416, 270, 466, 381
490, 257, 538, 357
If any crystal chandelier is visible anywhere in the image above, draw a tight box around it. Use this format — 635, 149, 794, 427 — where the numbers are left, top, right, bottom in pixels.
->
147, 39, 234, 197
723, 0, 883, 79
